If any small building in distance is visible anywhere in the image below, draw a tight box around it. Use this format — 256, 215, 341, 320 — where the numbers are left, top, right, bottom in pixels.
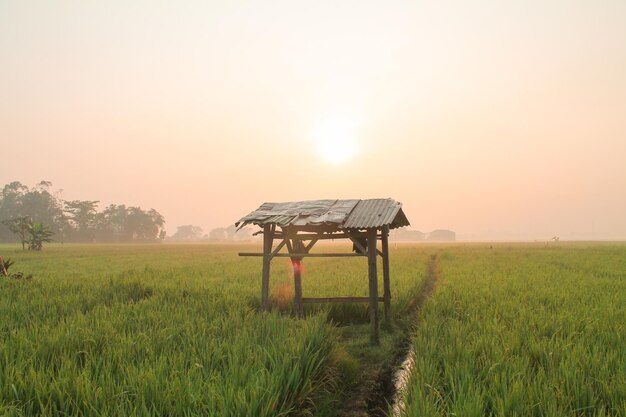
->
428, 229, 456, 241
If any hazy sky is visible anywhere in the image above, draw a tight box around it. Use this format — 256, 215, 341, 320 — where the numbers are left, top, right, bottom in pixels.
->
1, 0, 625, 240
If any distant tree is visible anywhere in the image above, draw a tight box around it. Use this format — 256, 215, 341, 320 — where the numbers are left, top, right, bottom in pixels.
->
147, 209, 166, 241
0, 181, 167, 244
125, 207, 165, 242
27, 221, 54, 251
96, 204, 128, 242
125, 207, 146, 241
17, 181, 67, 238
171, 225, 204, 241
94, 204, 166, 243
64, 200, 99, 242
0, 182, 29, 242
3, 215, 55, 251
1, 216, 31, 250
390, 227, 425, 242
209, 227, 226, 241
204, 225, 253, 242
233, 226, 253, 241
225, 225, 237, 240
0, 181, 68, 242
427, 229, 456, 241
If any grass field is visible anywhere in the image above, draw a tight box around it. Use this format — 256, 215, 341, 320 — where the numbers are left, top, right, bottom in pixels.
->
0, 243, 428, 417
398, 243, 626, 417
1, 242, 624, 416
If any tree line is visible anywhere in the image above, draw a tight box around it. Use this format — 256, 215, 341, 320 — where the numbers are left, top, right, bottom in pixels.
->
169, 224, 254, 242
0, 181, 166, 245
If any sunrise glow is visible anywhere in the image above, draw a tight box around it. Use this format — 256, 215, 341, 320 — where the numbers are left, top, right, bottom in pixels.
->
312, 117, 357, 164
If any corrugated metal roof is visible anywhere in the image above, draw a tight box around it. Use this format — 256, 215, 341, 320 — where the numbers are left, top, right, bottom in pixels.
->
342, 198, 408, 229
236, 198, 410, 230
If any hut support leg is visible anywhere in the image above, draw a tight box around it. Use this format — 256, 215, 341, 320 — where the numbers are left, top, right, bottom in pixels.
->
367, 228, 380, 345
381, 225, 391, 320
261, 224, 273, 311
289, 239, 304, 317
293, 260, 303, 316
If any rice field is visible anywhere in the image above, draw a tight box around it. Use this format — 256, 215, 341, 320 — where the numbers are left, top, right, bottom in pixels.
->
398, 243, 626, 417
1, 242, 624, 416
0, 243, 427, 417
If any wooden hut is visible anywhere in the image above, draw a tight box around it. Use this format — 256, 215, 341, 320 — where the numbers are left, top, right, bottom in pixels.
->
236, 198, 410, 344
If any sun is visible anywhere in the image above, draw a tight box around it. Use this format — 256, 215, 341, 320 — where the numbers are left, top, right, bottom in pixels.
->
311, 117, 357, 164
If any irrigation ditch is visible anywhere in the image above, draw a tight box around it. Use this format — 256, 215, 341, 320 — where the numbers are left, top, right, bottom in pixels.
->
335, 253, 441, 417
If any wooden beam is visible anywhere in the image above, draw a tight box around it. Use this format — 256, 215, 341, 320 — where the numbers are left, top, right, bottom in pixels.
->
239, 252, 365, 258
345, 231, 367, 255
283, 252, 364, 258
285, 239, 293, 254
273, 233, 345, 240
254, 232, 388, 243
302, 296, 385, 304
261, 224, 272, 312
367, 228, 380, 345
271, 232, 375, 240
269, 239, 287, 260
304, 239, 318, 253
381, 225, 391, 320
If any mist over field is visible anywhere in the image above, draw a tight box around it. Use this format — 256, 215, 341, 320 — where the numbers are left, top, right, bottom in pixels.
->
1, 0, 625, 241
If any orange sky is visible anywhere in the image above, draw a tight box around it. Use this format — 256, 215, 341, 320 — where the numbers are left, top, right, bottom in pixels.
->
1, 1, 625, 240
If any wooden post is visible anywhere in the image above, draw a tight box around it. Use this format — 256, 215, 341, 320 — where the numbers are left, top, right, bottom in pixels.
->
293, 260, 303, 316
291, 240, 304, 317
381, 225, 391, 320
261, 224, 273, 311
367, 228, 380, 344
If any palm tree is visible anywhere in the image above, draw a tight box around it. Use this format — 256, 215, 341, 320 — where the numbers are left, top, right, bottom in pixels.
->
27, 221, 54, 251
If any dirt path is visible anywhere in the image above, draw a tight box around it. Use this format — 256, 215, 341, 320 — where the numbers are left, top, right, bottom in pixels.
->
335, 253, 440, 417
403, 253, 439, 314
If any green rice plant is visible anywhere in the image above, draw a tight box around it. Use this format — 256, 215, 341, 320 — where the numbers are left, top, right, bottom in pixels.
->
398, 243, 626, 417
6, 242, 621, 417
0, 242, 430, 417
0, 244, 335, 416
